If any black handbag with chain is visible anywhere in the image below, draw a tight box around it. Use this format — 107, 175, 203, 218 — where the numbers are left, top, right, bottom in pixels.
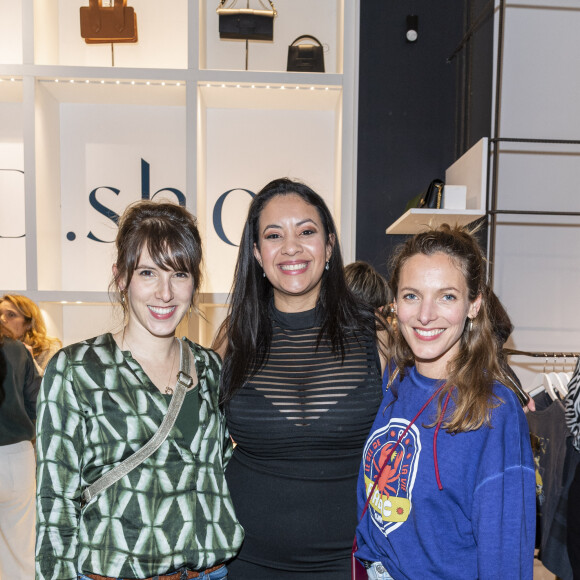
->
217, 0, 277, 41
404, 179, 445, 212
287, 35, 325, 72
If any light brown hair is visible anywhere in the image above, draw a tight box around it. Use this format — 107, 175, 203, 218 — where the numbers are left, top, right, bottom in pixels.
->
389, 224, 504, 432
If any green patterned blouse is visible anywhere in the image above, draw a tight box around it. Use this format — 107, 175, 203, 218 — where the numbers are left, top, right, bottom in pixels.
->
35, 333, 243, 580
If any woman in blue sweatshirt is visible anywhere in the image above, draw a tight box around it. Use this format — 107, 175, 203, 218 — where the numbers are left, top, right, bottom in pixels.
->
355, 225, 535, 580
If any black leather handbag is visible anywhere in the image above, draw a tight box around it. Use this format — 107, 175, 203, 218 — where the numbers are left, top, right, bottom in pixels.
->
217, 0, 277, 41
287, 35, 325, 72
405, 179, 445, 211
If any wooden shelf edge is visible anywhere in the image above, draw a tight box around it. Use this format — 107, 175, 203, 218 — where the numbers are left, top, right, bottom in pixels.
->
385, 209, 485, 235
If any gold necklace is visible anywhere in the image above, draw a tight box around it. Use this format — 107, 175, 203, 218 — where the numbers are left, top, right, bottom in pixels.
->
123, 334, 178, 395
163, 338, 178, 395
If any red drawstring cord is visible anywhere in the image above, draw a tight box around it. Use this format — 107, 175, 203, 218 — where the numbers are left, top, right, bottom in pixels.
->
359, 382, 447, 520
433, 390, 452, 490
354, 381, 448, 557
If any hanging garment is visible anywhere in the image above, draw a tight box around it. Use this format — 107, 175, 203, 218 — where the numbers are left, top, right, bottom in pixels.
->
567, 462, 580, 579
527, 395, 571, 577
565, 358, 580, 453
565, 358, 580, 580
541, 438, 580, 580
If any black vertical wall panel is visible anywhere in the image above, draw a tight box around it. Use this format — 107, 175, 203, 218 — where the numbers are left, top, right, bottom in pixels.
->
356, 1, 492, 277
459, 0, 494, 153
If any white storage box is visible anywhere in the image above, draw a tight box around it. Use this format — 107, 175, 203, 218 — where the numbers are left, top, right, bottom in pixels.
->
443, 185, 467, 210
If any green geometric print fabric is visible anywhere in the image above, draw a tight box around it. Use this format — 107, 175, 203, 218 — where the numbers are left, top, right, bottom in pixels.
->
35, 333, 243, 580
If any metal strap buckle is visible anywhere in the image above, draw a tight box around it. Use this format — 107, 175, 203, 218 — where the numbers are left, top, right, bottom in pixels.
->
176, 371, 194, 391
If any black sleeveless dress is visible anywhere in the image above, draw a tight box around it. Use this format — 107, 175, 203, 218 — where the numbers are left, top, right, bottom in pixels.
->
225, 305, 383, 579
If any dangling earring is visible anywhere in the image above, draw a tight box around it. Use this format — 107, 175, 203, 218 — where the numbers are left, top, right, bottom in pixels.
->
263, 271, 266, 278
325, 261, 329, 271
120, 292, 125, 304
468, 318, 473, 332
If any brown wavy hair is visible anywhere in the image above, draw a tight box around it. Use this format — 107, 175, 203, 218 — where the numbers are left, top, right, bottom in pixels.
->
388, 224, 504, 433
0, 295, 61, 358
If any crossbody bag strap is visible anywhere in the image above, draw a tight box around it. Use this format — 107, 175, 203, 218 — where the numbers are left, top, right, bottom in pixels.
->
81, 338, 194, 507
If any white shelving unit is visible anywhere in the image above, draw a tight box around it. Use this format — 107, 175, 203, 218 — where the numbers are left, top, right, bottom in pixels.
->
386, 137, 488, 235
0, 0, 359, 347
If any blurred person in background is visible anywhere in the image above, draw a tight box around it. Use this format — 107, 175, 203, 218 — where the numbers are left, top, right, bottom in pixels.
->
344, 260, 392, 314
344, 260, 395, 329
0, 320, 41, 579
0, 294, 61, 373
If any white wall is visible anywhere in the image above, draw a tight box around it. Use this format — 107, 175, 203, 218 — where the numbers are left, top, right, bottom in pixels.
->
0, 0, 356, 349
203, 0, 341, 73
491, 0, 580, 387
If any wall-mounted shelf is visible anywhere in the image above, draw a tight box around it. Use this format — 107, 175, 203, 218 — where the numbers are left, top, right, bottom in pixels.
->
386, 209, 484, 235
385, 137, 488, 235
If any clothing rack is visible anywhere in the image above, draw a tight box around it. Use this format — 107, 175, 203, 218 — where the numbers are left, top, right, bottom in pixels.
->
503, 349, 579, 400
503, 349, 580, 358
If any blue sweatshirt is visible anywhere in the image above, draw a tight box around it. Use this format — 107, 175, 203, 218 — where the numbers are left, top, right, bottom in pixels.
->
355, 365, 535, 580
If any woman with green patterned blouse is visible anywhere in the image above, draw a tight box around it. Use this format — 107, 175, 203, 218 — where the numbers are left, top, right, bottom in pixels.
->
35, 201, 243, 580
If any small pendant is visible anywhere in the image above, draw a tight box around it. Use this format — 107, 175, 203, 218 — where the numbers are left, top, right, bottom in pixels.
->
165, 386, 174, 395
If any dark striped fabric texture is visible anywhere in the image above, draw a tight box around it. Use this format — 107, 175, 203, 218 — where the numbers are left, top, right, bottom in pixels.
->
565, 357, 580, 452
224, 305, 383, 577
226, 306, 383, 460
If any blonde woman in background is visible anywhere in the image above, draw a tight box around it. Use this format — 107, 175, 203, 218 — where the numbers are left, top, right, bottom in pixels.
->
0, 294, 61, 373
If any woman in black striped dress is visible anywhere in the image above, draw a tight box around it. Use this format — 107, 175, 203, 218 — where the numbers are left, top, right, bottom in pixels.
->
215, 178, 387, 579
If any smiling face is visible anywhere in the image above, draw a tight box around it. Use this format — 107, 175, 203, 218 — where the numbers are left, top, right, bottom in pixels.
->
253, 194, 333, 312
0, 300, 29, 340
394, 252, 481, 379
121, 247, 195, 340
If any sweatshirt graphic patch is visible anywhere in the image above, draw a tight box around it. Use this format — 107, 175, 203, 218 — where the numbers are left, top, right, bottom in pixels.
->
363, 419, 421, 536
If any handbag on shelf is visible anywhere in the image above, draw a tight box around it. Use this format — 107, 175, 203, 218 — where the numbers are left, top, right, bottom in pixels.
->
80, 0, 138, 44
217, 0, 277, 41
404, 178, 445, 212
287, 35, 325, 73
80, 339, 194, 507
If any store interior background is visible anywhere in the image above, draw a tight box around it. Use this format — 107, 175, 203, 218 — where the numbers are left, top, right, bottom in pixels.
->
358, 0, 580, 395
360, 4, 579, 578
2, 2, 579, 411
1, 1, 578, 578
2, 0, 579, 418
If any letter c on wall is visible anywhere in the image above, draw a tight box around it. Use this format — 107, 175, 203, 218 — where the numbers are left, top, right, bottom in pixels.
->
212, 188, 255, 247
